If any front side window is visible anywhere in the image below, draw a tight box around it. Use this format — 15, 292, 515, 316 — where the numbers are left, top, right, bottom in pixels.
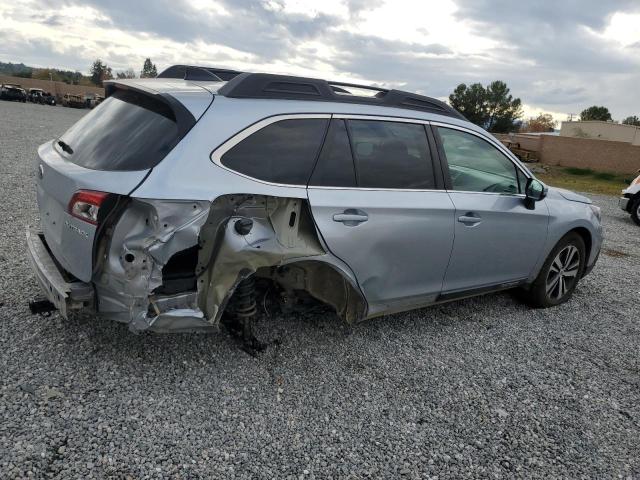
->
348, 120, 436, 189
221, 118, 329, 185
437, 127, 522, 194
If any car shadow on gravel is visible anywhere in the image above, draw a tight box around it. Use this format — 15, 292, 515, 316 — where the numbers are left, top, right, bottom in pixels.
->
38, 289, 526, 368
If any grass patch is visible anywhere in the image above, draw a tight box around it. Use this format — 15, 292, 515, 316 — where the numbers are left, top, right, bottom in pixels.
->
564, 167, 594, 176
536, 165, 631, 196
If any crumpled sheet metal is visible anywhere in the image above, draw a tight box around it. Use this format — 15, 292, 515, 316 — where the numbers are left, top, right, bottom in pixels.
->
94, 199, 211, 331
196, 195, 325, 326
94, 194, 363, 332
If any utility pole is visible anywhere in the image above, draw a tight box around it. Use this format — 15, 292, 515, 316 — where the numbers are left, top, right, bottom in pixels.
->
567, 113, 576, 122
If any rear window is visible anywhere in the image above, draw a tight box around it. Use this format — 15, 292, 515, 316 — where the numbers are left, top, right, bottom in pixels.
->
58, 90, 180, 171
220, 119, 328, 185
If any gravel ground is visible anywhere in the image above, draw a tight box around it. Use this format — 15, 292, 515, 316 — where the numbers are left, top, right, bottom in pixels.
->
1, 100, 639, 479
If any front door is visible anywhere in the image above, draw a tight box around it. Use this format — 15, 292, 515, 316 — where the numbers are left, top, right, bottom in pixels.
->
434, 125, 549, 294
307, 118, 456, 315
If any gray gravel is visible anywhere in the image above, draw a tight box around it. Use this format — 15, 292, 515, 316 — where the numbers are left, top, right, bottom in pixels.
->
1, 100, 639, 479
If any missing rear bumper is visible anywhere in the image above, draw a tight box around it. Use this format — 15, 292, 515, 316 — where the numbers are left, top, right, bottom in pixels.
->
25, 228, 94, 317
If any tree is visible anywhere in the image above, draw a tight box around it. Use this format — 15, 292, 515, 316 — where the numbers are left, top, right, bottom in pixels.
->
521, 113, 557, 133
140, 58, 158, 78
448, 80, 523, 133
116, 68, 137, 79
90, 59, 113, 86
579, 106, 612, 122
448, 83, 488, 127
622, 115, 640, 126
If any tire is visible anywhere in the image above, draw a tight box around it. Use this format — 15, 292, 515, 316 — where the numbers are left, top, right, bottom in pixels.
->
631, 198, 640, 226
521, 232, 586, 308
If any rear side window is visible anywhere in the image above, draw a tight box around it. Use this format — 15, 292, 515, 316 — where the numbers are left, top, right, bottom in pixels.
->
221, 119, 329, 185
309, 119, 356, 187
58, 90, 182, 171
348, 120, 435, 189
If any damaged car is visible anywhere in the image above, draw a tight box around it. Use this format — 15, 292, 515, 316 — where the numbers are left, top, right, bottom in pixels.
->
27, 65, 603, 341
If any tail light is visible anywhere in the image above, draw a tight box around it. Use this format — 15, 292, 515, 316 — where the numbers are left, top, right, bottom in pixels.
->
68, 190, 110, 225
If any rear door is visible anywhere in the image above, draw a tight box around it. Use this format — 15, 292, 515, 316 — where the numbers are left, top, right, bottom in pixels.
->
433, 125, 549, 294
36, 87, 204, 282
307, 117, 455, 315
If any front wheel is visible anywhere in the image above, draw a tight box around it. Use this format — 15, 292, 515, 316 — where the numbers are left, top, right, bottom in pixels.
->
521, 232, 585, 308
631, 198, 640, 226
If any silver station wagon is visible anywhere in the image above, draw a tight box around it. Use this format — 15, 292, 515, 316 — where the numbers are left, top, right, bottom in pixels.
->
27, 65, 603, 342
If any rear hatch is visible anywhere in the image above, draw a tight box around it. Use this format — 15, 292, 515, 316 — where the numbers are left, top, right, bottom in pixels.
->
35, 81, 212, 282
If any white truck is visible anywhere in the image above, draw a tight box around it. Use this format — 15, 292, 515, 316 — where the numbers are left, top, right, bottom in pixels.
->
620, 171, 640, 226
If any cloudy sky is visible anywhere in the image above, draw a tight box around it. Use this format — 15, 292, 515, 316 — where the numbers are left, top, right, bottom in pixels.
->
2, 0, 640, 121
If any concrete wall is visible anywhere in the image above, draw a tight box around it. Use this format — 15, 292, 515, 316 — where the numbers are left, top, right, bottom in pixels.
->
496, 132, 640, 174
494, 133, 542, 152
539, 135, 640, 174
0, 74, 104, 100
560, 121, 640, 146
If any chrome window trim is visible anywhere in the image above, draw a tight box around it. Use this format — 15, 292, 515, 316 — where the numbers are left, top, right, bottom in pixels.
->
333, 113, 430, 125
209, 112, 532, 192
429, 120, 532, 181
210, 113, 332, 189
307, 185, 445, 193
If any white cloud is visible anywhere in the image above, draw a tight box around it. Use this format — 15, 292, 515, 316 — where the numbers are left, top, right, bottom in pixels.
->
1, 0, 639, 120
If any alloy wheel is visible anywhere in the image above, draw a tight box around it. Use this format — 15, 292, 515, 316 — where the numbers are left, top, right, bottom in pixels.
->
546, 245, 580, 301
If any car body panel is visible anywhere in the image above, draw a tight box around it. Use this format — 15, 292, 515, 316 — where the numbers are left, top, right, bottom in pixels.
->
308, 188, 455, 315
35, 141, 149, 282
442, 192, 549, 293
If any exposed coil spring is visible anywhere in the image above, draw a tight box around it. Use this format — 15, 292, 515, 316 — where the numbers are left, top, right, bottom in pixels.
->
235, 277, 257, 319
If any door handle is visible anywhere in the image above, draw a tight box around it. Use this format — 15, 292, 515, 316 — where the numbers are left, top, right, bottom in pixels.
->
458, 213, 482, 226
333, 209, 368, 226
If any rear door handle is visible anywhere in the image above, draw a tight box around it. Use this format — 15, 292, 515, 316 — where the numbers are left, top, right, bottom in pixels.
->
458, 213, 482, 226
333, 209, 368, 226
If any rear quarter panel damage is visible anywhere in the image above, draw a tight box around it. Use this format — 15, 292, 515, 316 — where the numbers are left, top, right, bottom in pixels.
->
94, 194, 366, 332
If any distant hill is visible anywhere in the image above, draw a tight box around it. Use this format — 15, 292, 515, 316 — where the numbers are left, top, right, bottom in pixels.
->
0, 61, 93, 86
0, 62, 32, 77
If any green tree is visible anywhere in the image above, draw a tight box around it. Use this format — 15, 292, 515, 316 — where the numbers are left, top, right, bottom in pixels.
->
622, 115, 640, 126
90, 59, 113, 86
448, 83, 487, 126
448, 81, 523, 132
579, 105, 612, 122
484, 81, 523, 132
140, 58, 158, 78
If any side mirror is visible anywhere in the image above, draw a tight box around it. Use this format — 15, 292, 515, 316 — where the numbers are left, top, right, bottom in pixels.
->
524, 178, 547, 209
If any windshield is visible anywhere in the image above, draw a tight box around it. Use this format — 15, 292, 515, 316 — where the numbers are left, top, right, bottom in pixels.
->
58, 89, 180, 171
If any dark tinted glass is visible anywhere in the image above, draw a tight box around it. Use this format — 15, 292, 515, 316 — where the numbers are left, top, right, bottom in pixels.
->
309, 119, 356, 187
348, 120, 435, 189
437, 127, 520, 194
222, 119, 328, 185
59, 90, 180, 171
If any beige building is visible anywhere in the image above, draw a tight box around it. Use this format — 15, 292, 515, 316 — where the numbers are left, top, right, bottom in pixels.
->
560, 120, 640, 146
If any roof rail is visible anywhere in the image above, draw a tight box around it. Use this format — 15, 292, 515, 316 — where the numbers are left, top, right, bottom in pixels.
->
218, 72, 464, 119
157, 65, 244, 82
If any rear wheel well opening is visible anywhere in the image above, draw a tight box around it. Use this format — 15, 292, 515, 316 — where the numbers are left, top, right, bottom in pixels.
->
254, 261, 367, 323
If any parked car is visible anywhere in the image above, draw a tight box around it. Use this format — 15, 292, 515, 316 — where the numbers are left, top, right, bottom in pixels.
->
42, 91, 56, 106
61, 93, 85, 108
28, 88, 45, 103
0, 84, 27, 102
27, 65, 602, 340
26, 88, 55, 105
619, 171, 640, 225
